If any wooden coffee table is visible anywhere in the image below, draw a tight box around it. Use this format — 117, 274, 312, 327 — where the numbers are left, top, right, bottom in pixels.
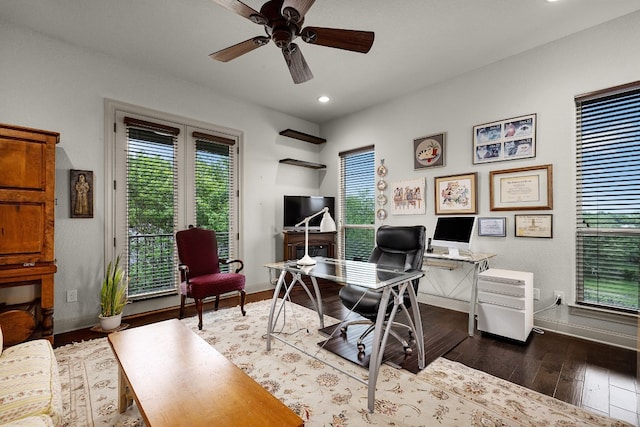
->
108, 319, 303, 427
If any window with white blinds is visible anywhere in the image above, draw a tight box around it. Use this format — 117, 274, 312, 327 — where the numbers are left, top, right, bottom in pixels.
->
193, 131, 237, 268
339, 146, 375, 261
112, 109, 240, 299
125, 118, 179, 297
575, 82, 640, 313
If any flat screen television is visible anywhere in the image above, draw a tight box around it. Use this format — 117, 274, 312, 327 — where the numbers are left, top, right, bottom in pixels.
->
431, 216, 477, 257
284, 195, 335, 230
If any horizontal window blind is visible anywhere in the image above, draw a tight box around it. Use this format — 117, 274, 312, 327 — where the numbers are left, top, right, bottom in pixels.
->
125, 123, 179, 298
339, 146, 375, 261
194, 132, 237, 269
575, 82, 640, 312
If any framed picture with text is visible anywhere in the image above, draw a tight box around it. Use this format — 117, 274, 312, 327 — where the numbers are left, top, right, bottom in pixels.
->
515, 214, 553, 238
473, 113, 536, 164
478, 217, 507, 237
489, 164, 552, 211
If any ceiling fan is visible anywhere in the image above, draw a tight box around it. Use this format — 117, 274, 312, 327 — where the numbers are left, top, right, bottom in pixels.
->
209, 0, 375, 84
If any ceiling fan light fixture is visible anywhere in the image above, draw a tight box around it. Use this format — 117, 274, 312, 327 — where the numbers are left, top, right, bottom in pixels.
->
282, 7, 301, 23
249, 14, 268, 25
301, 28, 318, 44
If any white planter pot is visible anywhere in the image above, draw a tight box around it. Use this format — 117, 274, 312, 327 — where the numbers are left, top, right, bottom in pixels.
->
99, 313, 122, 331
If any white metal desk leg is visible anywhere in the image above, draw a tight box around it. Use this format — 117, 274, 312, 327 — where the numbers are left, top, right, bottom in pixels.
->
267, 269, 287, 351
407, 283, 425, 369
309, 276, 325, 329
367, 287, 393, 413
468, 259, 490, 336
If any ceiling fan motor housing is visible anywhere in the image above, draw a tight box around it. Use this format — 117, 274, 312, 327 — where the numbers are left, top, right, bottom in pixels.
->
260, 0, 303, 48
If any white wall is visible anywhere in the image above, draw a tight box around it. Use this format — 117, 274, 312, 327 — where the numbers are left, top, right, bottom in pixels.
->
0, 22, 326, 333
319, 11, 640, 348
2, 10, 639, 347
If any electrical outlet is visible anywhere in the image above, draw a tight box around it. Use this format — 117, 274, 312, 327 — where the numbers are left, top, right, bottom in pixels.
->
533, 288, 540, 300
67, 289, 78, 302
554, 290, 564, 304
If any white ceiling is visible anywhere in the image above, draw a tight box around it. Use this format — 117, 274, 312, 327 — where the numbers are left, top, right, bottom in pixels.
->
3, 0, 640, 124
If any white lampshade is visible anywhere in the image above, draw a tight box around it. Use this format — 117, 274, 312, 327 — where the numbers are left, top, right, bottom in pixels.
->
320, 211, 336, 232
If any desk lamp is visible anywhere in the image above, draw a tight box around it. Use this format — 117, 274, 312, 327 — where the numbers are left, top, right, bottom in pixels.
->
295, 207, 336, 265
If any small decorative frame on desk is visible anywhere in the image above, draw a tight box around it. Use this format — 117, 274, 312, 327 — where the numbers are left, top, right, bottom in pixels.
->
515, 214, 553, 238
477, 217, 507, 237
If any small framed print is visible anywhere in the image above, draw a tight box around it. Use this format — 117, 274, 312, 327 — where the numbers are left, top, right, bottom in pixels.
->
390, 177, 425, 215
414, 132, 445, 169
515, 214, 553, 238
434, 172, 477, 215
70, 169, 94, 218
473, 113, 536, 164
478, 217, 507, 237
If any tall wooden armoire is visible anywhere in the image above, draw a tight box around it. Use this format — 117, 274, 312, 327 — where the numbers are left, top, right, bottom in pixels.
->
0, 123, 59, 345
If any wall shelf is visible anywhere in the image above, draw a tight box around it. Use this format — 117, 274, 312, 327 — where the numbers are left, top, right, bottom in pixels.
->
279, 158, 326, 169
279, 129, 326, 145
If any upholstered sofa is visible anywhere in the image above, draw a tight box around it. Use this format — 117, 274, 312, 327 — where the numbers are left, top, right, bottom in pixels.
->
0, 327, 63, 426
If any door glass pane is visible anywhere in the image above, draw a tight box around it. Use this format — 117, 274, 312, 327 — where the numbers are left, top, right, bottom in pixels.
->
126, 128, 177, 296
195, 139, 233, 267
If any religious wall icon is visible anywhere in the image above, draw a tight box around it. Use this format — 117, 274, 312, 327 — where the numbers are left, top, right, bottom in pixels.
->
70, 169, 94, 218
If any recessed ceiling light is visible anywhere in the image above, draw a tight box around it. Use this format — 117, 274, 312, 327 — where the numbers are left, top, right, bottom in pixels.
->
318, 96, 330, 103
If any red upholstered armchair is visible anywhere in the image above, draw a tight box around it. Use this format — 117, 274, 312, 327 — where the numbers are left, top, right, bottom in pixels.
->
176, 227, 246, 330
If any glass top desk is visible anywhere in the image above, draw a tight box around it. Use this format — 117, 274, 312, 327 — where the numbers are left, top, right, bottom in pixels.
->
264, 257, 424, 414
423, 251, 496, 336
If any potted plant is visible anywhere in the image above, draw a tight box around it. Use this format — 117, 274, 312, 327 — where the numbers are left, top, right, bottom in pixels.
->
99, 255, 128, 331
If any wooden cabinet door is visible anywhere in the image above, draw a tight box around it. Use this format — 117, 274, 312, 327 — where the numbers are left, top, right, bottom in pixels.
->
0, 125, 58, 265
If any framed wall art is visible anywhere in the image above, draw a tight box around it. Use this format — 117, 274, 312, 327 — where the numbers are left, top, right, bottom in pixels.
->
473, 113, 536, 164
414, 132, 445, 169
390, 177, 425, 215
70, 169, 94, 218
489, 164, 552, 211
477, 217, 507, 237
434, 172, 477, 215
515, 214, 553, 238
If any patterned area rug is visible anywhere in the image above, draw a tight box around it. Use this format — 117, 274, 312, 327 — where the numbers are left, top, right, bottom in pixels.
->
54, 299, 631, 426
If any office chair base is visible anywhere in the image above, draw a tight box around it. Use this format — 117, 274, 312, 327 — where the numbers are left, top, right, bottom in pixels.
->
341, 321, 414, 355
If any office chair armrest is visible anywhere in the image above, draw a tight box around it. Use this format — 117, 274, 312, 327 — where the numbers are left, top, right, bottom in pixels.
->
177, 263, 190, 283
222, 259, 244, 273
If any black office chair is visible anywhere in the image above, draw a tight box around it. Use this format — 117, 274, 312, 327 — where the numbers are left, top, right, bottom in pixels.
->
338, 225, 426, 354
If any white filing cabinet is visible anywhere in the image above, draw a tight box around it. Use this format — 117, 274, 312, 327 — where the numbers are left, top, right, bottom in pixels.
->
476, 268, 534, 342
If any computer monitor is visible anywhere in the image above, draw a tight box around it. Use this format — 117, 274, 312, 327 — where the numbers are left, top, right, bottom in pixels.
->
431, 216, 477, 257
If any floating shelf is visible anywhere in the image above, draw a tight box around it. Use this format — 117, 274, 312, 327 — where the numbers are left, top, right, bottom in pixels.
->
279, 158, 326, 169
279, 129, 326, 145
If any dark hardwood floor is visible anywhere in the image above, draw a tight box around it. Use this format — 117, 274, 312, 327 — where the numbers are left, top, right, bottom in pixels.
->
55, 283, 639, 426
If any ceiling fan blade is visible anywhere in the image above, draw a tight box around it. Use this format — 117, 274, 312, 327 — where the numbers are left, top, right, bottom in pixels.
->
301, 27, 374, 53
282, 43, 313, 84
210, 0, 267, 24
210, 36, 270, 62
281, 0, 316, 23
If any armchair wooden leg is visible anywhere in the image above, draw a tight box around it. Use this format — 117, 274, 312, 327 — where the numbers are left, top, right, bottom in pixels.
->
195, 298, 204, 330
239, 290, 246, 316
214, 295, 220, 311
179, 295, 186, 319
